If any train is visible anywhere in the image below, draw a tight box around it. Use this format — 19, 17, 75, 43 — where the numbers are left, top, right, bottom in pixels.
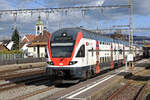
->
45, 27, 143, 82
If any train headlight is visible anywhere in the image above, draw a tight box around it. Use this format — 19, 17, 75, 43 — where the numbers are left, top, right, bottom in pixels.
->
69, 61, 78, 65
47, 61, 54, 65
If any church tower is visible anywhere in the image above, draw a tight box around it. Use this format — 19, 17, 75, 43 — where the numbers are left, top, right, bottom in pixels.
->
36, 16, 44, 35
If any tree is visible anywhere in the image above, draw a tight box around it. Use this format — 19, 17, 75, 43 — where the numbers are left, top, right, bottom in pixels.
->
11, 28, 20, 50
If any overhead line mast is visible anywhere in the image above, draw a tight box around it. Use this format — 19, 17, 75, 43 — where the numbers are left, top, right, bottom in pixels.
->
128, 0, 134, 69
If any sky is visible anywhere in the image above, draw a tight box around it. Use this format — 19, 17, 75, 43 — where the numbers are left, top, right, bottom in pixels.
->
0, 0, 150, 39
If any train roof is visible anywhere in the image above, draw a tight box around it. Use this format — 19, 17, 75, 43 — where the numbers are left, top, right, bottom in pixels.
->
52, 27, 143, 47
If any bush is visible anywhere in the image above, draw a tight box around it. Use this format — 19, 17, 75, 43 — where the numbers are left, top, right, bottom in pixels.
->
0, 50, 24, 54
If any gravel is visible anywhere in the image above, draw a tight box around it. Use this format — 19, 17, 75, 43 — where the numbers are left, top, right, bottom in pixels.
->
0, 85, 48, 100
25, 88, 65, 100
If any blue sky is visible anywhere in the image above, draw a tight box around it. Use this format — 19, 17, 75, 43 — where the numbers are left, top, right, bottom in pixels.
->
0, 0, 150, 39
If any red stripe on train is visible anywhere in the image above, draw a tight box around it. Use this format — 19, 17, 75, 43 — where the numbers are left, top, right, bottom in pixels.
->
110, 43, 114, 69
48, 32, 53, 61
96, 41, 100, 73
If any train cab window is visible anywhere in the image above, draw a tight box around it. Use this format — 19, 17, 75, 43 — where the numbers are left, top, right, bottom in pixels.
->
76, 45, 85, 57
119, 49, 122, 55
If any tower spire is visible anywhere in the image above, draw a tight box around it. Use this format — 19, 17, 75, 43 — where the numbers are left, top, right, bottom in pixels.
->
36, 15, 43, 35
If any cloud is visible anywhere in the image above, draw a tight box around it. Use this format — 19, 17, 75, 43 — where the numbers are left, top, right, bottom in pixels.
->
0, 0, 14, 10
0, 0, 150, 37
103, 0, 150, 16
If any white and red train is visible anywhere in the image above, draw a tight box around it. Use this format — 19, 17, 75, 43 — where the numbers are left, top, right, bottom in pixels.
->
46, 28, 143, 81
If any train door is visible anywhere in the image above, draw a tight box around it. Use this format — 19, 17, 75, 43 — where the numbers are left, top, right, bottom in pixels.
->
86, 40, 93, 66
96, 41, 100, 73
86, 41, 89, 65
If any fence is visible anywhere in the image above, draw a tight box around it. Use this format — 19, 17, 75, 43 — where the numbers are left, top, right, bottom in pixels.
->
0, 53, 24, 61
0, 54, 46, 66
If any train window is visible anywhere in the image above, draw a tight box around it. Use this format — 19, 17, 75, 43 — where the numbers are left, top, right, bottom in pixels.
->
91, 48, 94, 56
101, 57, 103, 63
100, 57, 102, 63
107, 57, 109, 62
103, 57, 105, 63
114, 49, 117, 55
76, 45, 85, 57
119, 49, 122, 55
100, 57, 101, 63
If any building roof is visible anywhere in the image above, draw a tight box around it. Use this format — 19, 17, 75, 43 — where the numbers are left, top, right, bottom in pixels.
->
0, 44, 9, 52
25, 34, 37, 42
27, 30, 50, 47
19, 42, 26, 49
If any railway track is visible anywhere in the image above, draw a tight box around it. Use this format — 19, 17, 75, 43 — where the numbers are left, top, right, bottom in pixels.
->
0, 65, 43, 74
107, 82, 148, 100
0, 69, 45, 80
107, 70, 150, 100
12, 85, 55, 100
135, 83, 148, 100
0, 73, 50, 92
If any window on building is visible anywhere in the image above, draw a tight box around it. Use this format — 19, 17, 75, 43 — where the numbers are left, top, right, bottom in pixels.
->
37, 26, 40, 30
34, 47, 36, 52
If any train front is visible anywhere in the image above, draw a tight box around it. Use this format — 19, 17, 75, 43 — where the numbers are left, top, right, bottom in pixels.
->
46, 29, 84, 81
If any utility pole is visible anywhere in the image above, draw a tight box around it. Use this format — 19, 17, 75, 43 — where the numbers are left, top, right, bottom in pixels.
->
13, 13, 17, 30
128, 0, 134, 69
46, 11, 49, 31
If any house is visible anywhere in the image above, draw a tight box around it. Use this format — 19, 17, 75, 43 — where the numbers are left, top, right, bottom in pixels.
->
1, 40, 14, 50
20, 34, 37, 52
27, 30, 50, 58
0, 42, 9, 52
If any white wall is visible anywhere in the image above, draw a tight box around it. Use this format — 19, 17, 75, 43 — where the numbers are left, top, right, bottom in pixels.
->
39, 46, 46, 57
28, 46, 46, 58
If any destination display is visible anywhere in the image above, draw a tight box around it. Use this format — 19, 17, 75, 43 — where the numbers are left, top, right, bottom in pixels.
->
51, 43, 74, 46
54, 36, 73, 41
